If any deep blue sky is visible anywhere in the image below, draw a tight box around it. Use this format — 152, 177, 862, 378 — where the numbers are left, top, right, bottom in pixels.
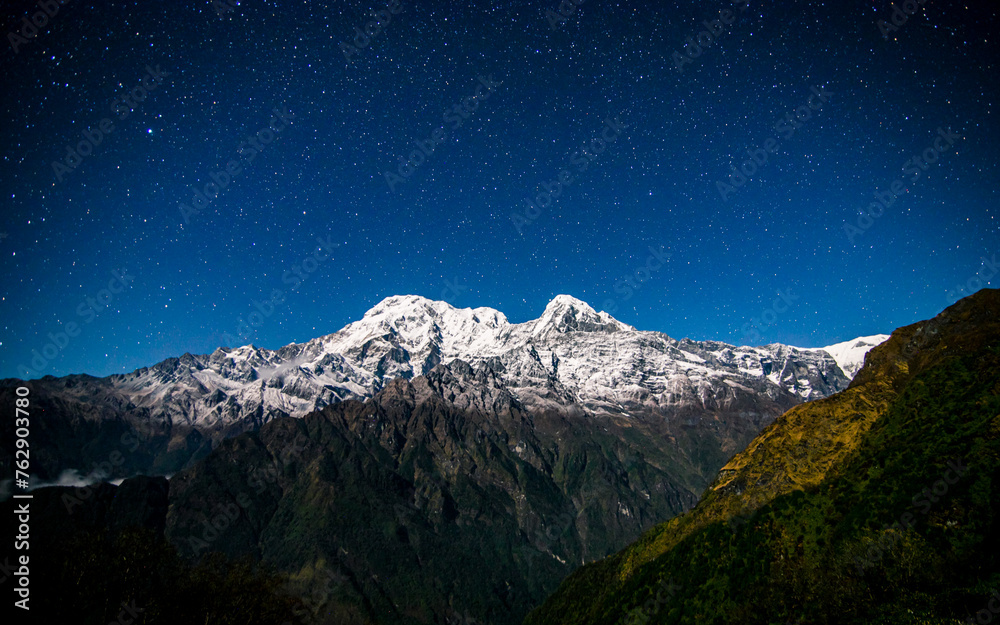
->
1, 0, 997, 380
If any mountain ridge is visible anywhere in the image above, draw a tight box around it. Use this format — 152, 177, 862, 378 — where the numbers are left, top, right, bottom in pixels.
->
1, 295, 883, 484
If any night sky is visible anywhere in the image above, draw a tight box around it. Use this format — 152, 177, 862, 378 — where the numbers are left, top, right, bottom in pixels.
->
1, 0, 997, 380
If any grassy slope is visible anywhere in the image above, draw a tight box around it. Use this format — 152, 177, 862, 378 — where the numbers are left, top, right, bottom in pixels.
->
526, 290, 1000, 625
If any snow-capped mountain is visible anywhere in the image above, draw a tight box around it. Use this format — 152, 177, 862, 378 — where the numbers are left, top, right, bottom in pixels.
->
96, 294, 861, 427
3, 295, 884, 481
813, 334, 892, 379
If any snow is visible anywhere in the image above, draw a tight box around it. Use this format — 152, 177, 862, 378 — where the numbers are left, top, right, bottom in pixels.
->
678, 350, 705, 363
102, 294, 873, 429
808, 334, 891, 379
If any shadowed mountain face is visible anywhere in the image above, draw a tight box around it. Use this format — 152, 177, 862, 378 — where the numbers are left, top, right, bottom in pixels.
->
3, 359, 718, 625
525, 289, 1000, 625
0, 295, 863, 486
161, 360, 709, 625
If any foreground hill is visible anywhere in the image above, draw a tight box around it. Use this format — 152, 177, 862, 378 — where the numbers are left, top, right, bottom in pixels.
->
525, 289, 1000, 625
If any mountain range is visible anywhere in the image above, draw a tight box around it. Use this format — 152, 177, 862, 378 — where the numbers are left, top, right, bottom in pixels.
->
0, 294, 885, 487
0, 294, 898, 625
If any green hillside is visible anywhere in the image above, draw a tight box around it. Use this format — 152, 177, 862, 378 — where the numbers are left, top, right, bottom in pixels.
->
525, 289, 1000, 625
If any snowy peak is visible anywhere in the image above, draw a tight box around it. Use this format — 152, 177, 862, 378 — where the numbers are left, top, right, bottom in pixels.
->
358, 295, 508, 329
533, 294, 634, 335
362, 294, 449, 319
819, 334, 891, 379
310, 295, 512, 386
545, 294, 593, 312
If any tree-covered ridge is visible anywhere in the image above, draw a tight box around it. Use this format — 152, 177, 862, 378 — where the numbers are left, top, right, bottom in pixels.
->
526, 289, 1000, 625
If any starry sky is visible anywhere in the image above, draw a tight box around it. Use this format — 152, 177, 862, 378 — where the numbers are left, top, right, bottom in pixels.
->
1, 0, 997, 380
